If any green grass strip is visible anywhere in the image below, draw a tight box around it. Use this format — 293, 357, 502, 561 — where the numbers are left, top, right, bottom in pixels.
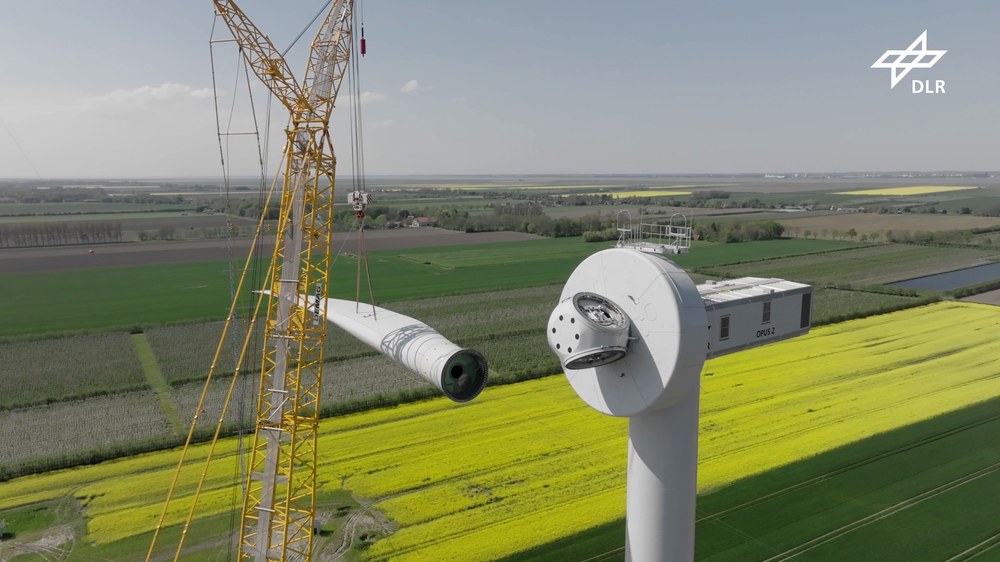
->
131, 333, 184, 436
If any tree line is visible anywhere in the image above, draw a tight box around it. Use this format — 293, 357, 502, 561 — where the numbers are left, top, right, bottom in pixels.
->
0, 221, 123, 248
355, 203, 619, 238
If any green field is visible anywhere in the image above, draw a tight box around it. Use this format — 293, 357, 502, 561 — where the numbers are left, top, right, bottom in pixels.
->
0, 282, 914, 411
0, 333, 146, 409
0, 210, 202, 224
0, 237, 859, 338
0, 237, 969, 481
701, 243, 1000, 286
0, 260, 237, 339
504, 395, 1000, 561
0, 286, 563, 471
910, 194, 1000, 213
0, 202, 196, 216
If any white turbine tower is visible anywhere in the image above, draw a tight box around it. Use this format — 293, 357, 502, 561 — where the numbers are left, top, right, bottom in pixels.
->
547, 247, 812, 562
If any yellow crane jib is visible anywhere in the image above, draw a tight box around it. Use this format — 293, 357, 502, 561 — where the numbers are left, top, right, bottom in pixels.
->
219, 2, 355, 560
146, 2, 355, 561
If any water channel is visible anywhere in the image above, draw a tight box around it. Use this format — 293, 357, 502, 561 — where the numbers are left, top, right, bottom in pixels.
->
887, 262, 1000, 291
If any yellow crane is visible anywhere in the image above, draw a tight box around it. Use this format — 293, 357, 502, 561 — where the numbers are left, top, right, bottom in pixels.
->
147, 1, 355, 560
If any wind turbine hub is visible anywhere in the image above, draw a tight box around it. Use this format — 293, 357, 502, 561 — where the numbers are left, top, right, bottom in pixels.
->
548, 292, 631, 370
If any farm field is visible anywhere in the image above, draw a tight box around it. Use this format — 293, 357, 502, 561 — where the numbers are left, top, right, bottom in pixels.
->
963, 288, 1000, 306
779, 211, 1000, 238
390, 237, 856, 270
370, 195, 494, 208
0, 280, 919, 464
0, 237, 856, 338
715, 178, 996, 195
808, 287, 921, 321
540, 204, 767, 219
0, 201, 196, 216
0, 283, 925, 474
0, 332, 145, 409
566, 189, 693, 197
0, 390, 171, 468
0, 210, 230, 226
0, 259, 238, 338
411, 184, 623, 191
911, 194, 1000, 212
1, 302, 998, 561
142, 283, 563, 386
0, 229, 539, 274
703, 243, 1000, 286
831, 185, 981, 196
0, 237, 963, 480
0, 211, 261, 250
0, 285, 562, 471
507, 394, 1000, 561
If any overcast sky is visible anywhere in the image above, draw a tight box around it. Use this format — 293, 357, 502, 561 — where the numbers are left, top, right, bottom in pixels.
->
1, 1, 998, 178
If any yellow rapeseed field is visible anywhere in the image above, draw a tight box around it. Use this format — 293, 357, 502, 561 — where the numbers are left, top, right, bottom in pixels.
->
832, 185, 978, 196
0, 302, 997, 561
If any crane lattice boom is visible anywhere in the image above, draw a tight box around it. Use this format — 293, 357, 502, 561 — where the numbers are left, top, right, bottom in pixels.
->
214, 1, 354, 560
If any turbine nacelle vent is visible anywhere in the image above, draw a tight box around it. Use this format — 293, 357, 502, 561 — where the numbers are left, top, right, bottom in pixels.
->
547, 292, 631, 370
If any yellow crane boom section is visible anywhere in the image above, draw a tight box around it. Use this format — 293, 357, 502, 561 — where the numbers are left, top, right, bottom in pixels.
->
146, 2, 354, 561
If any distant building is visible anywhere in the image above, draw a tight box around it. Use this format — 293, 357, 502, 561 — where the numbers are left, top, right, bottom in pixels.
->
410, 217, 438, 228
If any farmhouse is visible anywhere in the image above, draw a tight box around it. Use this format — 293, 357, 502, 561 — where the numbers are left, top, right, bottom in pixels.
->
410, 216, 437, 228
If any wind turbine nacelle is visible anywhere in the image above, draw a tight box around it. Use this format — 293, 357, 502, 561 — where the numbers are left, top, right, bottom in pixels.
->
546, 249, 813, 418
546, 249, 709, 417
322, 298, 488, 402
698, 277, 813, 358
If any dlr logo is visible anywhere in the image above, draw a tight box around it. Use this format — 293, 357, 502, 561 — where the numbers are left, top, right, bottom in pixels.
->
912, 79, 946, 94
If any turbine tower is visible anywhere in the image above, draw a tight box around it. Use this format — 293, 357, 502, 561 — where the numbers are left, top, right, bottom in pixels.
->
547, 248, 812, 561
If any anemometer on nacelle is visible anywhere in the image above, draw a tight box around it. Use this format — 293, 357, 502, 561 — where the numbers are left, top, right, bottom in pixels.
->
616, 210, 693, 255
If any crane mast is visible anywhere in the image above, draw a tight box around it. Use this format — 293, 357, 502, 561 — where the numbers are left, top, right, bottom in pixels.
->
213, 1, 353, 560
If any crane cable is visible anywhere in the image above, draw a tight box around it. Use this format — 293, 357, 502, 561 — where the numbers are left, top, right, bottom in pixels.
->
348, 1, 367, 195
282, 0, 334, 57
348, 0, 378, 313
281, 0, 378, 312
209, 11, 272, 559
147, 21, 283, 557
277, 0, 378, 312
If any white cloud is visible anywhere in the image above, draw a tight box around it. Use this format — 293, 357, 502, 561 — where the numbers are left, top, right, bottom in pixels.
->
361, 91, 386, 104
338, 91, 386, 107
0, 82, 226, 177
80, 83, 214, 117
401, 79, 432, 94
